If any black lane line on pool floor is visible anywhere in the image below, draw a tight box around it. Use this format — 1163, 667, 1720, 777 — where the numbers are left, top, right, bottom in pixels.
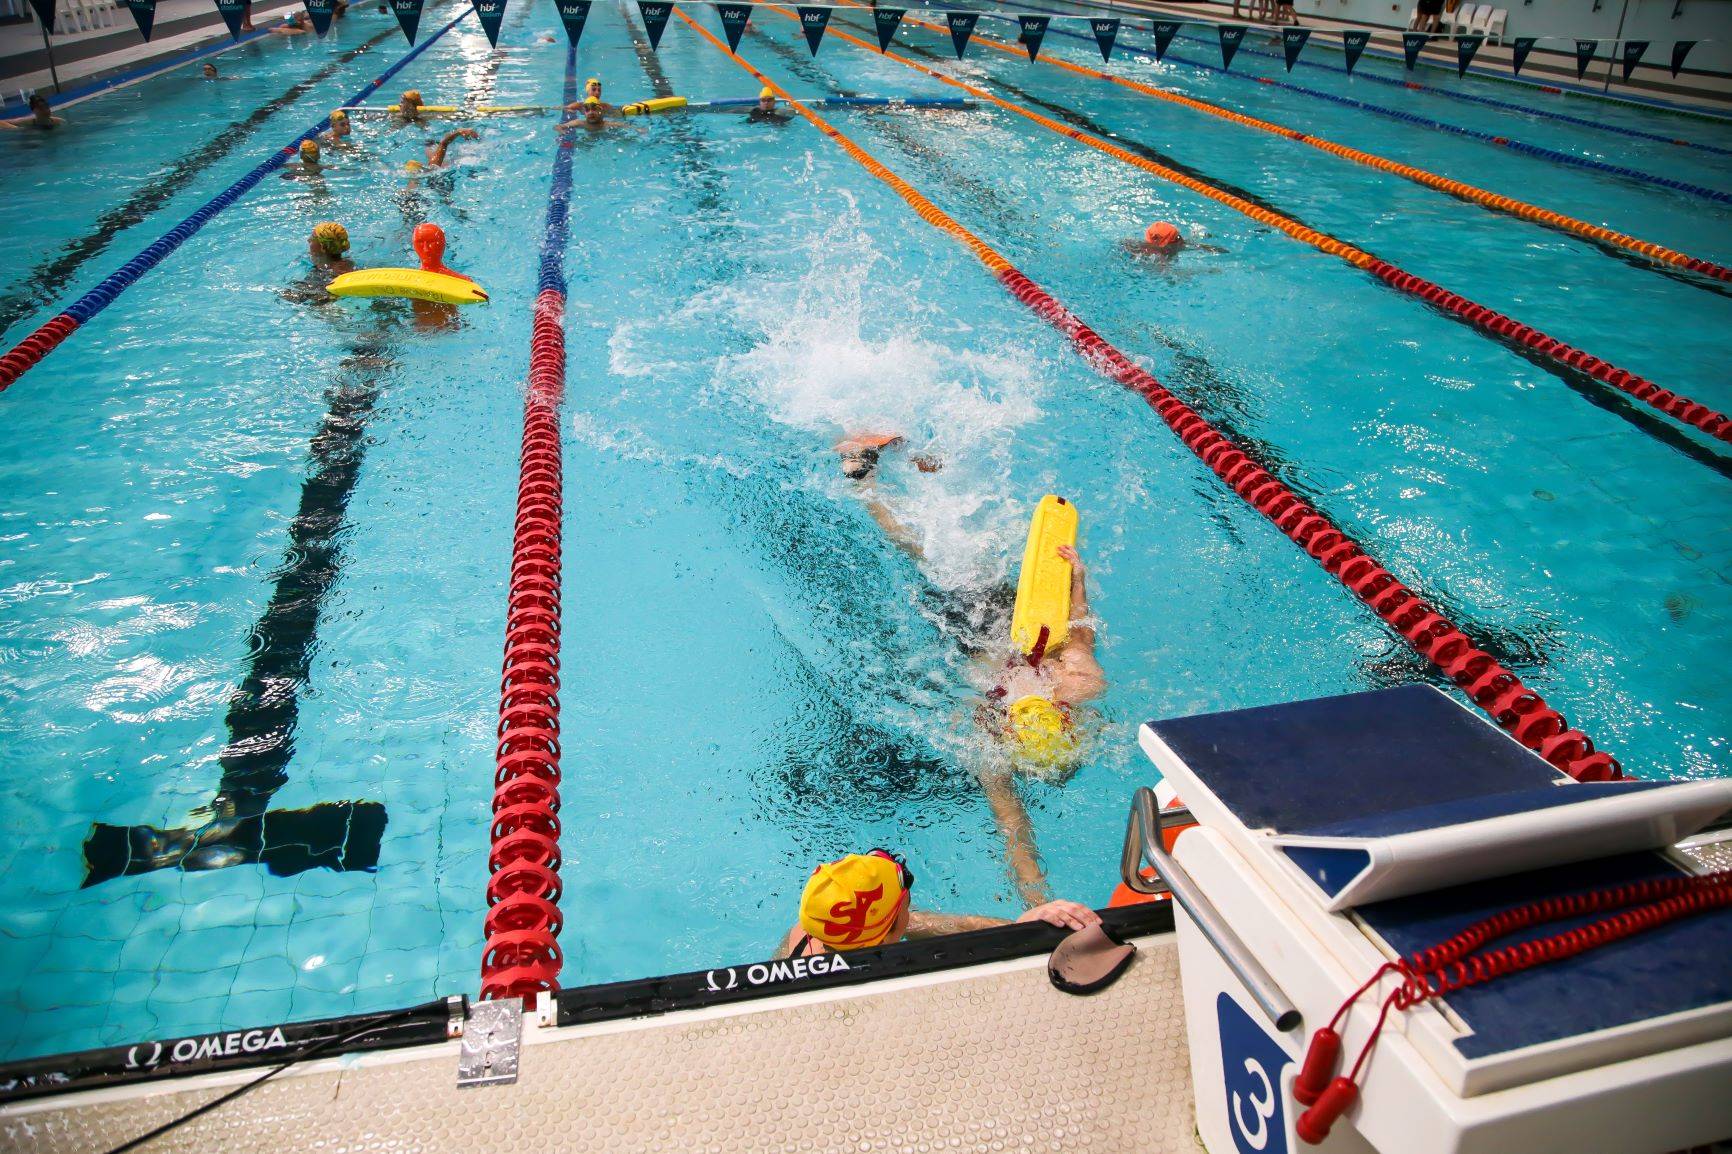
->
733, 22, 1568, 682
825, 11, 1732, 481
0, 27, 398, 340
81, 326, 404, 887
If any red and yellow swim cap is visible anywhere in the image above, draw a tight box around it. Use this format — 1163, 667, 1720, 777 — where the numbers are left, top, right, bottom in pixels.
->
799, 852, 908, 950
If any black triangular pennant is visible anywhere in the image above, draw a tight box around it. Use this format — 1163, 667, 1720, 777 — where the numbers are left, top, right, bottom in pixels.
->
1151, 20, 1179, 62
717, 3, 750, 52
1670, 40, 1696, 78
945, 11, 977, 59
28, 0, 54, 32
214, 0, 246, 40
1456, 33, 1483, 76
474, 0, 506, 46
1574, 39, 1597, 79
1402, 32, 1427, 70
556, 0, 588, 44
872, 6, 903, 51
1218, 24, 1246, 69
1018, 15, 1048, 61
124, 0, 156, 40
1510, 36, 1536, 74
639, 0, 671, 49
796, 5, 829, 54
305, 0, 334, 37
1091, 17, 1121, 62
1619, 40, 1647, 81
1341, 29, 1369, 74
1281, 27, 1309, 71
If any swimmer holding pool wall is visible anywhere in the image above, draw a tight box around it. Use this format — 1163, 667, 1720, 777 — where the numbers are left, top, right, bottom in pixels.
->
835, 436, 1106, 908
1, 94, 64, 130
776, 850, 1100, 960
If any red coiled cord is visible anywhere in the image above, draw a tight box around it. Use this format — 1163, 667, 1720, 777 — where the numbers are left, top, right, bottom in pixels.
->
1294, 870, 1732, 1143
480, 287, 568, 1003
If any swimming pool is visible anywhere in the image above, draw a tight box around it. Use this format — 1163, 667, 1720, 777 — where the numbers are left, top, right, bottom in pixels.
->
0, 0, 1727, 1063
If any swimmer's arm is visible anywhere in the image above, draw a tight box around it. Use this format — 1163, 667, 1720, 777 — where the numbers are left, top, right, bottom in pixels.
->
980, 773, 1050, 908
426, 127, 475, 166
902, 911, 1008, 939
1051, 545, 1105, 705
863, 487, 924, 562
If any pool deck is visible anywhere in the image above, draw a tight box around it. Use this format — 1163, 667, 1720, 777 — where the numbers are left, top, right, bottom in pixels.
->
0, 0, 303, 111
0, 931, 1199, 1153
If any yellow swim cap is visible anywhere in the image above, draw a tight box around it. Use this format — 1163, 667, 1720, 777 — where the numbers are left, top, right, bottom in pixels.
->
311, 221, 350, 256
404, 159, 425, 173
583, 96, 601, 108
585, 76, 601, 89
330, 108, 348, 124
799, 852, 907, 950
759, 86, 775, 100
1007, 695, 1073, 763
401, 89, 422, 104
299, 139, 320, 160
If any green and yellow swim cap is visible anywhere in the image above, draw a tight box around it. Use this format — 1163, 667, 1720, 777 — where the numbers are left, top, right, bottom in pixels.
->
759, 86, 775, 100
298, 139, 320, 161
311, 221, 349, 256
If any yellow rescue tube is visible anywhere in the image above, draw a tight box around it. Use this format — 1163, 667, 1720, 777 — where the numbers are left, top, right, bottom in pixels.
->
327, 268, 488, 305
385, 104, 461, 113
620, 96, 688, 116
1010, 494, 1077, 660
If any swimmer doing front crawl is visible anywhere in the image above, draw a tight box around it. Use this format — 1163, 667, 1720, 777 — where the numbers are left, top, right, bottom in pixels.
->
834, 435, 1106, 908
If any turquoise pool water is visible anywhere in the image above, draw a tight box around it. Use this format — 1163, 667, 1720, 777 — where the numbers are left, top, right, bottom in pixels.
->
0, 0, 1727, 1063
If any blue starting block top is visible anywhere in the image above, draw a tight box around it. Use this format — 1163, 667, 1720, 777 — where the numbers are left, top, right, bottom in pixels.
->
1144, 685, 1732, 1063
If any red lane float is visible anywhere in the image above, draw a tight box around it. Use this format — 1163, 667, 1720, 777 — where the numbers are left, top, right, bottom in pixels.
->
481, 287, 568, 1002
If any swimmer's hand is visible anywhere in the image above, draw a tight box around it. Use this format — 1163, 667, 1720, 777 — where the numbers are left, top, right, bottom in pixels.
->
1015, 900, 1101, 932
457, 128, 479, 139
1056, 544, 1083, 574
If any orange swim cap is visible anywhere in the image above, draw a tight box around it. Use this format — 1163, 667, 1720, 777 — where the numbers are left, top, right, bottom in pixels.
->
798, 852, 909, 950
1145, 221, 1182, 249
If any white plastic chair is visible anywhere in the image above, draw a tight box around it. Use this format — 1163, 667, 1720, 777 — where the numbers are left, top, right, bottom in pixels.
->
1452, 3, 1480, 36
1480, 7, 1507, 44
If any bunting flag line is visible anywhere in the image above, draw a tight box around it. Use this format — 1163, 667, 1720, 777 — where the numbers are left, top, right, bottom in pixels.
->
214, 0, 246, 40
1218, 24, 1245, 69
718, 3, 750, 51
1090, 17, 1120, 61
1456, 33, 1483, 76
27, 0, 53, 32
1574, 39, 1597, 79
305, 0, 335, 37
1670, 39, 1696, 77
1018, 14, 1048, 61
1281, 27, 1309, 72
945, 10, 977, 58
639, 0, 671, 49
557, 0, 589, 45
1402, 32, 1427, 70
1341, 29, 1369, 74
123, 0, 156, 40
873, 5, 904, 50
475, 0, 507, 46
1510, 35, 1536, 74
1620, 39, 1647, 81
797, 4, 829, 53
1152, 19, 1179, 62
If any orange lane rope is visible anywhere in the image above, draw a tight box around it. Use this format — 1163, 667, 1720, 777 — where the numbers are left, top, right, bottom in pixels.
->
765, 3, 1731, 444
672, 6, 1619, 781
837, 0, 1729, 284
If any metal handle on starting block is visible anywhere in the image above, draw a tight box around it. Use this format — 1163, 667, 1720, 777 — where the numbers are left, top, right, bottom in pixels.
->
1122, 787, 1302, 1033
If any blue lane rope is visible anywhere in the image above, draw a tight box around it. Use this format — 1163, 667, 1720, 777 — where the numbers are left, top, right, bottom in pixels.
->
1161, 27, 1732, 159
539, 49, 579, 298
58, 11, 473, 328
974, 9, 1732, 206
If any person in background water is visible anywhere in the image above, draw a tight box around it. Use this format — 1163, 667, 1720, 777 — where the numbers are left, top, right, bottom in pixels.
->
407, 126, 478, 171
556, 96, 629, 134
1, 94, 64, 130
1130, 220, 1225, 262
748, 86, 792, 125
322, 108, 354, 148
201, 62, 220, 80
281, 138, 325, 179
564, 77, 616, 113
395, 88, 430, 124
281, 221, 355, 305
270, 10, 311, 33
777, 850, 1100, 959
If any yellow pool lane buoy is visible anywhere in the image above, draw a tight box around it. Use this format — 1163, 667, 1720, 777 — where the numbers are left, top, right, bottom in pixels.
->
1009, 494, 1077, 662
327, 268, 488, 305
385, 103, 461, 114
620, 96, 689, 116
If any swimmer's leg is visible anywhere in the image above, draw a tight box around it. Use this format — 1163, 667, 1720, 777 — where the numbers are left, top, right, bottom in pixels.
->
980, 771, 1051, 908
